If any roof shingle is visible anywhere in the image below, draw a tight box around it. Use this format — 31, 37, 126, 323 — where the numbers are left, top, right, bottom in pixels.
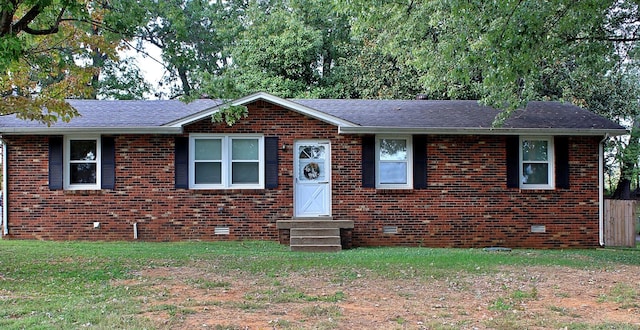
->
0, 95, 626, 135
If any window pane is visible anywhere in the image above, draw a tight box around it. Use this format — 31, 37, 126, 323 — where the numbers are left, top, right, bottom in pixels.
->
70, 140, 96, 161
195, 139, 221, 161
299, 160, 325, 181
522, 163, 549, 185
380, 139, 407, 161
522, 140, 548, 161
298, 145, 325, 160
379, 162, 407, 184
70, 163, 96, 184
232, 162, 259, 184
195, 162, 221, 184
232, 139, 259, 160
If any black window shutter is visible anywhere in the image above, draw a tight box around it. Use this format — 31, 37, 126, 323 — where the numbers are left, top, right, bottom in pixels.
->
101, 136, 115, 189
506, 136, 520, 188
555, 136, 570, 189
265, 137, 279, 189
362, 135, 375, 188
49, 136, 64, 190
413, 135, 428, 189
175, 136, 189, 189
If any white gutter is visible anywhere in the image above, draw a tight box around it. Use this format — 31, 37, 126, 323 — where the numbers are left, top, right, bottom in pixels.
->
599, 134, 609, 247
0, 126, 184, 135
1, 137, 7, 236
338, 126, 628, 136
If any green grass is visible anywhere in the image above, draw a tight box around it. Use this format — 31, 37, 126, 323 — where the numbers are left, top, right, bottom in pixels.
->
598, 283, 640, 309
0, 240, 638, 329
245, 287, 345, 303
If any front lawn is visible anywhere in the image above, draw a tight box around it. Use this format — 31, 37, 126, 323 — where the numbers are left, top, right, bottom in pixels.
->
0, 240, 638, 329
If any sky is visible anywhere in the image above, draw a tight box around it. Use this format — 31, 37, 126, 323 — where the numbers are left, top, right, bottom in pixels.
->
121, 42, 169, 99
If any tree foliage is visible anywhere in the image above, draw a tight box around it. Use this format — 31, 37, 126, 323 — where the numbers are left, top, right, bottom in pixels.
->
96, 57, 151, 100
342, 0, 640, 197
198, 0, 350, 99
0, 0, 130, 123
122, 0, 244, 99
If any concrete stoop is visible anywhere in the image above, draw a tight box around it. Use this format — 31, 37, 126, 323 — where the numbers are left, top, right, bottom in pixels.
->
290, 228, 342, 252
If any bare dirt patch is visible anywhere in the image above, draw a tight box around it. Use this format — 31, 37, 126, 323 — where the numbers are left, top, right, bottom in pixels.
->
114, 264, 640, 329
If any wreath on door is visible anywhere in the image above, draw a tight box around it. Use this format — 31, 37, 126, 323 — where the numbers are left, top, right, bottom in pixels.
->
303, 162, 320, 179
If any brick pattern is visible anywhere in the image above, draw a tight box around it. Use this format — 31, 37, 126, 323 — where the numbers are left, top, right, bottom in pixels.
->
2, 101, 601, 248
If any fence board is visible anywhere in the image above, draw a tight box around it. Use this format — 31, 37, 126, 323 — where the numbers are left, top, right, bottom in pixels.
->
604, 200, 637, 247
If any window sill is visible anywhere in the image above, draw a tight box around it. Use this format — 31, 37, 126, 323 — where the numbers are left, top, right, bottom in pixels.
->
63, 189, 105, 196
517, 188, 558, 193
188, 189, 266, 195
375, 189, 414, 194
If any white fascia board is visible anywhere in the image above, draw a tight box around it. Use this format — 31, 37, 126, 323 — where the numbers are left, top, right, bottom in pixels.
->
166, 92, 358, 128
0, 126, 184, 135
338, 126, 628, 136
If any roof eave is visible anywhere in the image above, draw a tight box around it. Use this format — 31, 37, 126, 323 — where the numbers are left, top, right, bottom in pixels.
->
0, 126, 184, 135
338, 126, 629, 136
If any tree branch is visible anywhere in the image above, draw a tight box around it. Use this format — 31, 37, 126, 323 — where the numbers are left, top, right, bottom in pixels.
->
23, 25, 58, 35
12, 6, 66, 36
0, 1, 17, 35
60, 17, 120, 35
499, 0, 525, 41
11, 3, 45, 34
568, 35, 640, 42
406, 0, 415, 15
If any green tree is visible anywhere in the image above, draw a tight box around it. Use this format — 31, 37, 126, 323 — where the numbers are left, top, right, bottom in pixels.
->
343, 0, 640, 197
96, 57, 151, 100
0, 0, 131, 123
202, 0, 356, 99
125, 0, 244, 99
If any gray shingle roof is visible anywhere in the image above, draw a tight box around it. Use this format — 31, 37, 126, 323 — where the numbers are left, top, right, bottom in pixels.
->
0, 94, 626, 135
0, 99, 222, 128
293, 99, 623, 130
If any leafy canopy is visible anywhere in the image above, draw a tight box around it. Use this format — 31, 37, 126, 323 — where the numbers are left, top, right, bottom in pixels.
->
0, 0, 132, 124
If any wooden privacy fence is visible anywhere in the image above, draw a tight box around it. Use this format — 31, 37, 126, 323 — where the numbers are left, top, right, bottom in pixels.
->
604, 199, 637, 247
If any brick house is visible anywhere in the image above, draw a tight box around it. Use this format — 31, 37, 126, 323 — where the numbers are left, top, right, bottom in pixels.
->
0, 92, 626, 250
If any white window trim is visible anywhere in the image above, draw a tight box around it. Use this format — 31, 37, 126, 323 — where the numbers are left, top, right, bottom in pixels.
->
375, 135, 413, 189
189, 134, 264, 189
64, 136, 101, 190
519, 136, 554, 190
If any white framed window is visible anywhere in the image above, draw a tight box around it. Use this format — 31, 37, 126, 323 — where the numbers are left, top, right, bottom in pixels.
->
375, 135, 413, 189
520, 136, 554, 189
189, 135, 264, 189
64, 136, 101, 190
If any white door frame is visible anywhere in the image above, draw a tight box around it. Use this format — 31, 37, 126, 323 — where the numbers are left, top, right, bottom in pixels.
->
294, 140, 331, 217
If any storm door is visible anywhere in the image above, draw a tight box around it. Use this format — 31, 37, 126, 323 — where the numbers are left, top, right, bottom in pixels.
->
294, 141, 331, 217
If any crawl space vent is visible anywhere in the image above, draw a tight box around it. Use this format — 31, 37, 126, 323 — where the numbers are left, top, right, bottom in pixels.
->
215, 227, 230, 235
383, 226, 398, 234
530, 225, 546, 233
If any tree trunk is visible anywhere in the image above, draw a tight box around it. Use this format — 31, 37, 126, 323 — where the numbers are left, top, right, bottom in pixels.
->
612, 177, 632, 200
178, 67, 191, 96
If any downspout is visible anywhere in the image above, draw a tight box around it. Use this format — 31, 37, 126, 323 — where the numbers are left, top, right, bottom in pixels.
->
1, 137, 7, 236
599, 134, 609, 247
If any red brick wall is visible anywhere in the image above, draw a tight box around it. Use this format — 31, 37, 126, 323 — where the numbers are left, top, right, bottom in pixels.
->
2, 101, 601, 248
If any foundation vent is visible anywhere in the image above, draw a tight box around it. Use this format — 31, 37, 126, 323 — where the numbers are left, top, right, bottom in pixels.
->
215, 227, 230, 235
530, 225, 546, 233
383, 226, 398, 234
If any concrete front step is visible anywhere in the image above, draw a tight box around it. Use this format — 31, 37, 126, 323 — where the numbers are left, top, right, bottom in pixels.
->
290, 228, 340, 236
290, 244, 342, 252
290, 235, 341, 246
277, 219, 354, 252
290, 228, 341, 250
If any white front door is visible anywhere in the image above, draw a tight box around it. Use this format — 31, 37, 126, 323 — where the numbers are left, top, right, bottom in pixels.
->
294, 141, 331, 217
